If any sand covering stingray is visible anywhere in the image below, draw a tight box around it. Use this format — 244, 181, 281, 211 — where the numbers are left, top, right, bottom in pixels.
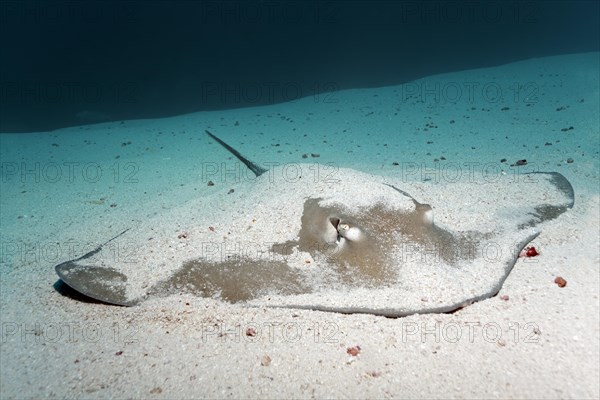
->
55, 134, 574, 317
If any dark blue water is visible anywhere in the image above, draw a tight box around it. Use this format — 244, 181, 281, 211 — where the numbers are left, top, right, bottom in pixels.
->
1, 0, 598, 132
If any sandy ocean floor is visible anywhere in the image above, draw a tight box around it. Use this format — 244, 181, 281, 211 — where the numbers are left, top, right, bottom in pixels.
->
1, 52, 599, 398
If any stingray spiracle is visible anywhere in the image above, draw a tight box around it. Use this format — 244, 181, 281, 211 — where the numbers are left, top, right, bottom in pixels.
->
333, 219, 365, 243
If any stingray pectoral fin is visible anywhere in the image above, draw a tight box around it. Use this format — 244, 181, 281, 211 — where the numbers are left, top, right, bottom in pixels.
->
55, 262, 137, 306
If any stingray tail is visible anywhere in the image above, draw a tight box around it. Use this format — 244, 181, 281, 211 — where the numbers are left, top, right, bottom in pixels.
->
205, 130, 267, 177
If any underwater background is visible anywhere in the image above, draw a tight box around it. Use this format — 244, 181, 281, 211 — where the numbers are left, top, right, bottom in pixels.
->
1, 0, 598, 132
0, 1, 599, 399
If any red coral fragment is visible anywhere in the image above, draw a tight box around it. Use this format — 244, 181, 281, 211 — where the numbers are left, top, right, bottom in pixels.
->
525, 246, 539, 257
347, 345, 361, 356
554, 276, 567, 287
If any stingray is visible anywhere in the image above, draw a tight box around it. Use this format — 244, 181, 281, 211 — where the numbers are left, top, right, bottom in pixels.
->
54, 131, 575, 316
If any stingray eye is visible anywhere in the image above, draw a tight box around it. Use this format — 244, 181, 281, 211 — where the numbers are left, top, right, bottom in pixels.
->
329, 217, 340, 229
339, 223, 350, 232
